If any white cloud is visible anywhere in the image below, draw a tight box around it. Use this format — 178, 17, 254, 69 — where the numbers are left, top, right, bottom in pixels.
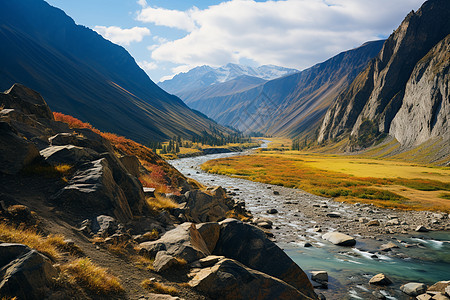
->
137, 0, 147, 8
137, 0, 424, 78
136, 6, 198, 31
94, 26, 150, 46
138, 60, 158, 72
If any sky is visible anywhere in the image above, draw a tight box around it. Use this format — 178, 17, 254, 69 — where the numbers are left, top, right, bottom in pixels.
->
45, 0, 424, 83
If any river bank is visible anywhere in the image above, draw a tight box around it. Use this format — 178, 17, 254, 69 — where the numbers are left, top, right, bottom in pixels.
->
169, 148, 450, 300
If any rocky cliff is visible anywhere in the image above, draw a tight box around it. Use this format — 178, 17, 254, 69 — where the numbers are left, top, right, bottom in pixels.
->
318, 0, 450, 155
182, 41, 383, 138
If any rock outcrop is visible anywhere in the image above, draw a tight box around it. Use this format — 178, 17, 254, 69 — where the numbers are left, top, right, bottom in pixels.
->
213, 219, 317, 299
0, 243, 58, 300
189, 258, 312, 300
318, 0, 450, 158
0, 84, 147, 222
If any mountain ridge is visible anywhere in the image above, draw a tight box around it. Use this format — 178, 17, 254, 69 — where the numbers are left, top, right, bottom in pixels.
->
0, 0, 230, 143
317, 0, 450, 160
158, 63, 298, 95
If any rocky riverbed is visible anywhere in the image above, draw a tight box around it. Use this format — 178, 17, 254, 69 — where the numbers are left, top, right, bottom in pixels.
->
170, 149, 450, 300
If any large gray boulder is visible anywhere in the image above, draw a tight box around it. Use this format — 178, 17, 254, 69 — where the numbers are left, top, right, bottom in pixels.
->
0, 243, 58, 300
0, 122, 40, 175
322, 232, 356, 246
52, 158, 134, 222
184, 190, 228, 223
140, 223, 210, 263
213, 219, 316, 299
189, 258, 312, 300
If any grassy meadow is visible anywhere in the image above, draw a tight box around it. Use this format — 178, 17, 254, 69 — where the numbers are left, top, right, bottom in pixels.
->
201, 141, 450, 212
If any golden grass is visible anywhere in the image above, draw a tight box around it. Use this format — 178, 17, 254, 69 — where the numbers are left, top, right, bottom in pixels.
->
202, 151, 450, 212
59, 258, 124, 295
22, 162, 72, 179
134, 255, 155, 271
146, 195, 179, 210
141, 280, 178, 296
0, 222, 61, 259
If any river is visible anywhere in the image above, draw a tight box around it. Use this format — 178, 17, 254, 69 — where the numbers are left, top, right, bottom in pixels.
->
169, 143, 450, 300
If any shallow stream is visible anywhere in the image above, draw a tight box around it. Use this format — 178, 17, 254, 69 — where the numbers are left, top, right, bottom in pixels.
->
169, 144, 450, 299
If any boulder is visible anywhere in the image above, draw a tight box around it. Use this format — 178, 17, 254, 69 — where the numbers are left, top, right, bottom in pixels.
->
196, 222, 220, 253
415, 225, 430, 232
191, 255, 224, 268
52, 158, 134, 222
322, 232, 356, 246
184, 190, 228, 223
428, 281, 450, 294
369, 273, 392, 286
310, 271, 328, 283
267, 209, 278, 214
400, 282, 427, 296
1, 84, 53, 120
0, 122, 40, 175
189, 258, 313, 300
213, 219, 316, 299
0, 243, 58, 300
367, 220, 380, 226
416, 294, 432, 300
94, 215, 119, 236
140, 223, 210, 263
40, 145, 99, 166
153, 251, 179, 272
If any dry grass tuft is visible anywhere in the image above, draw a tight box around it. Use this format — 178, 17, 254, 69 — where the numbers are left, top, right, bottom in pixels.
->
22, 162, 72, 179
146, 195, 178, 210
0, 222, 60, 259
59, 258, 124, 295
134, 255, 155, 271
141, 279, 178, 296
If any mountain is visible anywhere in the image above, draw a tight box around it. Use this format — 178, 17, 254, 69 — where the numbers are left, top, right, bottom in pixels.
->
318, 0, 449, 157
0, 0, 230, 143
158, 63, 298, 95
182, 41, 384, 136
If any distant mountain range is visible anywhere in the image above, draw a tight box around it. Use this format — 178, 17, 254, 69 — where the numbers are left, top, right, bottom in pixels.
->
175, 41, 384, 137
158, 63, 298, 95
318, 0, 449, 161
0, 0, 230, 142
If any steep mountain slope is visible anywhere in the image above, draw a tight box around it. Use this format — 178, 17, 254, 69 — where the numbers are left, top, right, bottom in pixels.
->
318, 0, 449, 154
158, 63, 298, 95
180, 75, 267, 104
184, 41, 384, 136
0, 0, 229, 143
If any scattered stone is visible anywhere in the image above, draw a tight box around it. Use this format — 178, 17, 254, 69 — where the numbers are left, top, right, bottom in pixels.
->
303, 242, 313, 247
372, 291, 387, 299
313, 228, 322, 233
380, 242, 399, 252
153, 251, 179, 272
273, 191, 280, 195
267, 208, 278, 214
191, 255, 224, 268
359, 218, 369, 223
322, 232, 356, 246
257, 221, 272, 229
386, 219, 400, 226
400, 282, 427, 296
311, 271, 328, 282
369, 273, 392, 286
317, 293, 326, 300
367, 220, 381, 226
415, 225, 430, 232
416, 293, 433, 300
326, 212, 341, 218
428, 281, 450, 294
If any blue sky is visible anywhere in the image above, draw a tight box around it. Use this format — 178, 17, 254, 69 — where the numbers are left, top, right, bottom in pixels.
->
46, 0, 424, 83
